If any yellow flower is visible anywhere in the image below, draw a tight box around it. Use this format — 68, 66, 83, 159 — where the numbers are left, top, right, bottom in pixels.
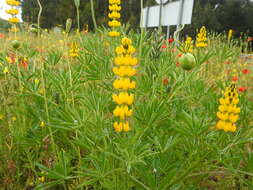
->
113, 66, 137, 77
8, 17, 20, 24
6, 8, 19, 15
232, 98, 239, 105
108, 11, 121, 19
3, 67, 9, 74
184, 37, 194, 53
40, 121, 45, 128
38, 176, 45, 183
6, 0, 20, 6
109, 4, 121, 11
216, 120, 225, 130
216, 83, 240, 132
34, 78, 40, 85
113, 105, 133, 120
39, 88, 44, 94
112, 92, 134, 105
114, 56, 137, 66
113, 78, 136, 90
69, 42, 79, 57
218, 105, 227, 112
12, 116, 16, 121
113, 121, 130, 132
115, 46, 125, 54
108, 20, 121, 27
114, 122, 123, 132
126, 45, 136, 54
109, 31, 120, 37
228, 29, 233, 41
121, 37, 132, 46
109, 0, 121, 5
196, 26, 207, 48
123, 121, 130, 132
229, 114, 239, 123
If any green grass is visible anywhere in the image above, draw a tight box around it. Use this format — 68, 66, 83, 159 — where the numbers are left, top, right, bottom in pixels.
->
0, 28, 253, 190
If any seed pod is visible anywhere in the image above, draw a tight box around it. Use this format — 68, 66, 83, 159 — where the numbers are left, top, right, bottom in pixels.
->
11, 40, 21, 49
66, 18, 72, 34
179, 53, 196, 71
74, 0, 80, 8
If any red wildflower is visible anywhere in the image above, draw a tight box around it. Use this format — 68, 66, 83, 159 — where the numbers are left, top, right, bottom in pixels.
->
7, 53, 16, 64
176, 62, 181, 67
19, 58, 28, 70
0, 33, 4, 39
177, 53, 183, 58
168, 38, 174, 43
161, 44, 167, 49
248, 37, 253, 42
224, 61, 231, 65
232, 76, 238, 82
163, 79, 169, 85
238, 87, 247, 92
242, 69, 250, 75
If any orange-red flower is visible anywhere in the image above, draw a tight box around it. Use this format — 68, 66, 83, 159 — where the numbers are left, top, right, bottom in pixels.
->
161, 44, 167, 49
168, 38, 174, 43
242, 69, 250, 75
163, 78, 169, 85
19, 58, 28, 70
232, 76, 238, 82
238, 87, 247, 92
248, 37, 253, 42
177, 53, 183, 58
0, 33, 4, 39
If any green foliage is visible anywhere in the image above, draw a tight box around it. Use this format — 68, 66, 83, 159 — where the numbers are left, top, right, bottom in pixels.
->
0, 23, 253, 190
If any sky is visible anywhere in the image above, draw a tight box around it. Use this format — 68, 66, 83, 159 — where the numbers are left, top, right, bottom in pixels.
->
0, 1, 22, 21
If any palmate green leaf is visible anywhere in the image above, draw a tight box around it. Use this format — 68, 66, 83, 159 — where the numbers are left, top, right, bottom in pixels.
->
45, 50, 62, 66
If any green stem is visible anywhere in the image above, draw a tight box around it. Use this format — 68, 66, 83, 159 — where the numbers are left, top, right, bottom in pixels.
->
37, 0, 42, 37
138, 0, 144, 64
77, 7, 80, 32
67, 58, 75, 107
40, 66, 57, 154
15, 51, 21, 90
90, 0, 97, 31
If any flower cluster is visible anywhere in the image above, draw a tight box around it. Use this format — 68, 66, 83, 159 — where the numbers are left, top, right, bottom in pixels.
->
6, 0, 20, 24
108, 0, 121, 37
196, 26, 207, 47
69, 42, 79, 57
112, 37, 137, 132
183, 37, 194, 53
216, 83, 240, 132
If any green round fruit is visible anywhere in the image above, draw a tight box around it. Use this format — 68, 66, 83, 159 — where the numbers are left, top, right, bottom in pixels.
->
179, 53, 196, 71
11, 40, 21, 49
30, 27, 37, 33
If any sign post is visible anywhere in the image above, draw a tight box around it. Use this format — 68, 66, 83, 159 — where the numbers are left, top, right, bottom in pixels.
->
141, 0, 194, 39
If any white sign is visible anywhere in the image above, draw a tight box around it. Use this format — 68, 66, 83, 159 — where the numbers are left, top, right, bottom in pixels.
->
155, 0, 169, 4
141, 0, 194, 27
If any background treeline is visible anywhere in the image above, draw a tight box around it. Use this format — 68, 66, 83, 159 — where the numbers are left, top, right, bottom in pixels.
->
10, 0, 253, 36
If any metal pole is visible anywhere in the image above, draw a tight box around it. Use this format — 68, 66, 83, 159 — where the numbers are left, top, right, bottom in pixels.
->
159, 0, 163, 29
176, 0, 185, 40
166, 26, 170, 39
